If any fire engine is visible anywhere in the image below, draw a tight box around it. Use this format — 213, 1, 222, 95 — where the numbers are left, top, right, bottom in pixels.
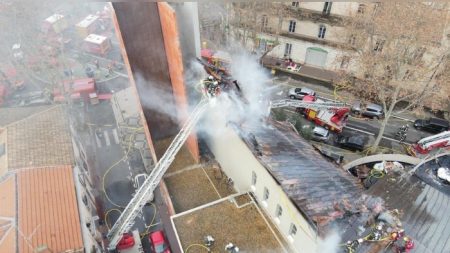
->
0, 66, 25, 106
295, 96, 350, 133
76, 15, 100, 39
53, 78, 97, 103
413, 131, 450, 154
200, 49, 231, 78
83, 34, 111, 56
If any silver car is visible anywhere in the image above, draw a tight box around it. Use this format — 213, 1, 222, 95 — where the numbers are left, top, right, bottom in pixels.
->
312, 126, 330, 142
351, 100, 384, 119
288, 87, 316, 100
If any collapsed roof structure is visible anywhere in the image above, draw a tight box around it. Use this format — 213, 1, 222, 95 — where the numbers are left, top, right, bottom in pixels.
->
235, 120, 364, 230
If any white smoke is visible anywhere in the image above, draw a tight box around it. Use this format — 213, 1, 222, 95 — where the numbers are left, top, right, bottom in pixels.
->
133, 73, 180, 121
316, 230, 341, 253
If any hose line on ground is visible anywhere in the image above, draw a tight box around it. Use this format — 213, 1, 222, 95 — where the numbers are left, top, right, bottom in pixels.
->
185, 243, 211, 253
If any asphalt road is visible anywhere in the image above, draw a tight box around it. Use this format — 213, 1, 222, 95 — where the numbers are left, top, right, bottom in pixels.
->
80, 101, 163, 244
267, 79, 434, 150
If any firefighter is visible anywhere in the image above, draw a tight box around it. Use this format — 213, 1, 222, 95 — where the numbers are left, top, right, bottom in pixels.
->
202, 76, 216, 97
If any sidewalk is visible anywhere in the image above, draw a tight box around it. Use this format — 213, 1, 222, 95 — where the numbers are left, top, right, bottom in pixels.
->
262, 56, 339, 85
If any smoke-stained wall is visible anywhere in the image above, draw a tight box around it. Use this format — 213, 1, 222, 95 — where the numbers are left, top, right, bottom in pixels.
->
112, 2, 200, 161
112, 2, 179, 144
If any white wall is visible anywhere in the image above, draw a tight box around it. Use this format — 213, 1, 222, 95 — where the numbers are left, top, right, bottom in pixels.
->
267, 36, 342, 70
73, 166, 103, 253
203, 110, 318, 253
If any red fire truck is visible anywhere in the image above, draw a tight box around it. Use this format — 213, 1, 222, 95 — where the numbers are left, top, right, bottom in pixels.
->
200, 49, 232, 77
83, 34, 111, 56
413, 131, 450, 154
0, 66, 25, 105
298, 95, 350, 133
53, 78, 97, 103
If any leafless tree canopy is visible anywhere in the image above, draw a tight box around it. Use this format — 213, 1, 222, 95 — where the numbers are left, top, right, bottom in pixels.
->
338, 2, 449, 150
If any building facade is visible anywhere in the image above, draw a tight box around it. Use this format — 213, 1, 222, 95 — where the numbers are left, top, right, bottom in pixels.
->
203, 108, 363, 253
230, 2, 361, 71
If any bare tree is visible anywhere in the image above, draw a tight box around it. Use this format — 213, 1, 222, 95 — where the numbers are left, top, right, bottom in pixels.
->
337, 2, 450, 151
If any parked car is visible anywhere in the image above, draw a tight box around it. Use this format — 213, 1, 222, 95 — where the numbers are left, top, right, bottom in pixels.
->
288, 87, 316, 100
149, 231, 171, 253
414, 117, 449, 133
351, 101, 384, 119
337, 135, 365, 152
312, 126, 330, 142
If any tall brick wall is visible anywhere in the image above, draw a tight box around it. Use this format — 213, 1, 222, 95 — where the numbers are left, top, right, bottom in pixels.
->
158, 2, 199, 162
112, 2, 199, 161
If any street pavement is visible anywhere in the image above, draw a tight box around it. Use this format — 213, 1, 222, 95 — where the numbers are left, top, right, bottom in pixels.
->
267, 76, 435, 151
76, 101, 162, 247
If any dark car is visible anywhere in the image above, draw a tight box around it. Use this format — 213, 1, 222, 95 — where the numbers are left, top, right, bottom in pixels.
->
338, 135, 365, 152
414, 117, 449, 133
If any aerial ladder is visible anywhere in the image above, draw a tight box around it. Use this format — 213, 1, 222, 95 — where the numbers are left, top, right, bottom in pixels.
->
107, 99, 209, 250
269, 99, 347, 110
414, 131, 450, 154
269, 99, 350, 132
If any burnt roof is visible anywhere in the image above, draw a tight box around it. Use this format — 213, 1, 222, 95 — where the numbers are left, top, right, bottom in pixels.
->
364, 154, 450, 253
339, 154, 450, 253
234, 120, 363, 228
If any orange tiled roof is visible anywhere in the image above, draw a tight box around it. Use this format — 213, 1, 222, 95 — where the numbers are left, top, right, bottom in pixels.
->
0, 166, 83, 253
0, 175, 15, 253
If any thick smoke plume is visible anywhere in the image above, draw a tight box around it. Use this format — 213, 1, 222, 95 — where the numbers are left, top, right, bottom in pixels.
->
316, 230, 341, 253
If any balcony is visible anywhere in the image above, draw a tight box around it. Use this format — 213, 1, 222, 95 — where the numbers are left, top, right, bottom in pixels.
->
279, 30, 353, 51
285, 5, 347, 25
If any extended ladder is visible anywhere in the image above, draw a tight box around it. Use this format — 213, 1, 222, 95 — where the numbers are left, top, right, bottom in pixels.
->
107, 99, 209, 250
417, 131, 450, 147
269, 99, 347, 110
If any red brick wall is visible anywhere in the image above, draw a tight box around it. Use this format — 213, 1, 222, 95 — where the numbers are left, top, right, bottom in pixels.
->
158, 3, 199, 162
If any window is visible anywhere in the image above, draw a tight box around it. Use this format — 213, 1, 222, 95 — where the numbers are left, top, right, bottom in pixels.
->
288, 20, 296, 33
412, 47, 425, 61
292, 2, 299, 7
289, 223, 297, 236
357, 4, 366, 14
323, 2, 332, 15
318, 25, 326, 39
263, 187, 269, 201
340, 56, 350, 69
276, 205, 283, 217
261, 15, 268, 30
374, 40, 385, 52
349, 35, 356, 46
284, 43, 292, 56
252, 171, 257, 185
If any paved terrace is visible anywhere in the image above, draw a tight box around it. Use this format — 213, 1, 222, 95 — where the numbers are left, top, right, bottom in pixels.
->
172, 193, 288, 253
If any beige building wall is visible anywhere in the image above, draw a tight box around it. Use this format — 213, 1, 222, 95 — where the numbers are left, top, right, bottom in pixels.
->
203, 111, 318, 253
297, 2, 359, 16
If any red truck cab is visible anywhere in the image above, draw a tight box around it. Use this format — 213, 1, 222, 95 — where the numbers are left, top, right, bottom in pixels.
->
149, 231, 171, 253
117, 233, 135, 251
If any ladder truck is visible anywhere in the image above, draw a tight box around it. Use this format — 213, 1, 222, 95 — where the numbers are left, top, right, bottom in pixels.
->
107, 97, 348, 250
269, 98, 350, 132
413, 131, 450, 154
107, 99, 209, 250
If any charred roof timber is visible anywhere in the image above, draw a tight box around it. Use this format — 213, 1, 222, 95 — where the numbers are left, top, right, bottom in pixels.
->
232, 120, 364, 231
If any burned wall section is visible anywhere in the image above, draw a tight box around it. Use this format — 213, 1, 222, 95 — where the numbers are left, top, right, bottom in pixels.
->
112, 2, 179, 147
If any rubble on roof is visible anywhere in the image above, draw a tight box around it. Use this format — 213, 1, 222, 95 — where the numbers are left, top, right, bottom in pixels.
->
231, 119, 364, 231
341, 154, 450, 253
